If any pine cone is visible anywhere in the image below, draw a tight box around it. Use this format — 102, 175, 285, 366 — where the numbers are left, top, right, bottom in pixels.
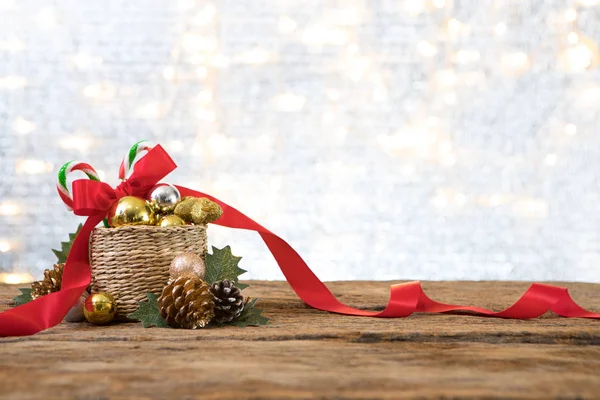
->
31, 263, 64, 299
209, 280, 244, 323
158, 276, 215, 329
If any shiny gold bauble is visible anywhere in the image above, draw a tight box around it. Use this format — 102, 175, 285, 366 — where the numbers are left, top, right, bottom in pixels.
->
157, 215, 186, 227
147, 183, 181, 213
108, 196, 155, 227
169, 252, 206, 280
83, 292, 117, 325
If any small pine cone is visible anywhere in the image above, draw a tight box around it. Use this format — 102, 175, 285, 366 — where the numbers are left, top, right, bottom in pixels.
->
158, 276, 215, 329
31, 263, 64, 299
209, 280, 244, 323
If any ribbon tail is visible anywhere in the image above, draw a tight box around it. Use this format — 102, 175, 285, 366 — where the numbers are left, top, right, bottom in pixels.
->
0, 215, 101, 337
178, 187, 600, 320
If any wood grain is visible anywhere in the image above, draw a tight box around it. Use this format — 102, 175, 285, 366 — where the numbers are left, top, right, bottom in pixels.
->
0, 281, 599, 399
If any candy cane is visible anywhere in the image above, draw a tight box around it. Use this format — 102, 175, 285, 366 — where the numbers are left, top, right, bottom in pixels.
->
57, 161, 101, 211
118, 140, 154, 180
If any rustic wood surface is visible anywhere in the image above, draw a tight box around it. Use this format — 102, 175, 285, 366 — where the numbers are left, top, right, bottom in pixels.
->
0, 280, 599, 399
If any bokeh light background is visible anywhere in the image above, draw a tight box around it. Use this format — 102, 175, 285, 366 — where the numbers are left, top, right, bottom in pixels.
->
1, 0, 600, 283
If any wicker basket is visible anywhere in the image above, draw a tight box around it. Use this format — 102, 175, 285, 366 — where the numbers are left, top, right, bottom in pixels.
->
90, 224, 208, 319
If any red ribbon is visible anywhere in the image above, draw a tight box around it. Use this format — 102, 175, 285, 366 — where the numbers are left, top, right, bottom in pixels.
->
1, 146, 598, 336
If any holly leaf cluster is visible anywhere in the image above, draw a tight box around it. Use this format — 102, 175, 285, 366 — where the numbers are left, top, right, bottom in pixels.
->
127, 293, 170, 328
12, 224, 82, 308
129, 245, 268, 328
13, 288, 33, 306
204, 245, 249, 289
52, 223, 82, 263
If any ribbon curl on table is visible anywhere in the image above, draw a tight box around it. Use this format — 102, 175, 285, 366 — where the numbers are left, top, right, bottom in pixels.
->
1, 146, 598, 337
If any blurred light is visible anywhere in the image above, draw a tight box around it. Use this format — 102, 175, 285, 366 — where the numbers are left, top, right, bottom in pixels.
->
346, 56, 370, 80
417, 41, 438, 57
544, 153, 557, 166
278, 16, 298, 34
501, 51, 530, 73
447, 18, 467, 35
196, 66, 208, 79
404, 1, 427, 16
494, 23, 507, 36
444, 93, 457, 105
59, 135, 95, 153
163, 66, 176, 81
196, 90, 212, 104
0, 273, 34, 284
0, 36, 26, 52
561, 43, 594, 72
182, 34, 217, 53
327, 7, 362, 26
211, 54, 230, 68
12, 117, 36, 135
0, 76, 27, 90
15, 159, 53, 175
325, 88, 341, 101
454, 49, 480, 64
568, 32, 579, 44
82, 82, 116, 100
578, 0, 599, 6
207, 134, 235, 157
33, 7, 59, 28
0, 201, 22, 216
237, 48, 271, 65
195, 108, 216, 122
433, 0, 446, 8
435, 70, 457, 87
272, 92, 306, 112
191, 4, 216, 26
565, 123, 577, 135
565, 9, 577, 21
303, 25, 349, 46
513, 198, 549, 219
70, 53, 102, 69
0, 241, 11, 253
166, 140, 185, 153
135, 102, 165, 119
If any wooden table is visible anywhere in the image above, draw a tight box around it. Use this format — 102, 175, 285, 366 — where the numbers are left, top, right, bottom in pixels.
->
0, 281, 599, 399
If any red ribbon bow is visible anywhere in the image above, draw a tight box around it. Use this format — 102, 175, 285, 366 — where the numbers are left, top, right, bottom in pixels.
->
1, 146, 598, 336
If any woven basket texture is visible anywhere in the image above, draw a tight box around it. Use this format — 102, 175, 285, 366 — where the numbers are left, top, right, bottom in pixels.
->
90, 224, 208, 319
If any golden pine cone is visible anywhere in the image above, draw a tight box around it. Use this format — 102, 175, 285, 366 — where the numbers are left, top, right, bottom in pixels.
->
174, 197, 222, 225
158, 276, 215, 329
31, 263, 64, 299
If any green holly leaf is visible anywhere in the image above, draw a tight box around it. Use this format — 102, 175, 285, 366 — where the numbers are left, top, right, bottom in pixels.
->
205, 246, 248, 289
127, 293, 170, 328
228, 298, 269, 327
52, 223, 83, 263
13, 288, 33, 306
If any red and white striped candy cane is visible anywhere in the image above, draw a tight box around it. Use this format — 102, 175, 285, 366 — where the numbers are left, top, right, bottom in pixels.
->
56, 161, 101, 211
118, 140, 153, 180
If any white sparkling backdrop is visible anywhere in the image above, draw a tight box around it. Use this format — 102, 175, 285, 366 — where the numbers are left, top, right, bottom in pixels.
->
1, 0, 600, 283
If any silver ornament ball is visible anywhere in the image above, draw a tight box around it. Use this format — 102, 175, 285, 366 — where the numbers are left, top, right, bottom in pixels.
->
147, 183, 181, 213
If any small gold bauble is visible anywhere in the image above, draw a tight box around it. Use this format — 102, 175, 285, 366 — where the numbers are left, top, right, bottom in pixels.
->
157, 215, 186, 227
83, 292, 117, 325
169, 252, 206, 280
147, 183, 181, 213
108, 196, 155, 227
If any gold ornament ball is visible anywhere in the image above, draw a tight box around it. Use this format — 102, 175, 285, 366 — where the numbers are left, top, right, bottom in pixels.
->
169, 252, 206, 280
83, 292, 117, 325
147, 183, 181, 213
157, 215, 186, 227
108, 196, 155, 227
